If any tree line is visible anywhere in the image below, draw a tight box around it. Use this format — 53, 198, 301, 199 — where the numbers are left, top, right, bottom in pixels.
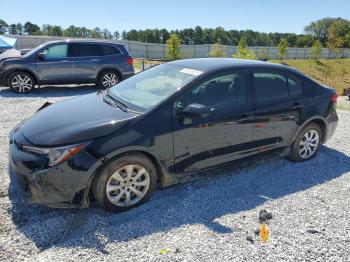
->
1, 17, 350, 48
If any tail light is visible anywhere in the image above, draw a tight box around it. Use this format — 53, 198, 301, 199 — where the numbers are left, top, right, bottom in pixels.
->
127, 56, 133, 65
330, 94, 338, 102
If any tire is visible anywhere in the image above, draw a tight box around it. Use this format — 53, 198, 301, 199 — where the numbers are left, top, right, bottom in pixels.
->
92, 153, 157, 212
98, 70, 120, 89
8, 71, 35, 93
288, 123, 322, 162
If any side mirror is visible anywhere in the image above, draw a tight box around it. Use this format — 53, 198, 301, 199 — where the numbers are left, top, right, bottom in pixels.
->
182, 103, 210, 118
37, 53, 45, 61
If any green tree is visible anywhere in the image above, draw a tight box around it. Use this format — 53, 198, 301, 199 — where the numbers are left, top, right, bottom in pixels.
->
91, 27, 102, 38
327, 19, 350, 53
102, 28, 112, 39
304, 17, 338, 44
113, 30, 120, 40
9, 24, 18, 34
16, 23, 23, 34
166, 33, 182, 61
233, 37, 256, 59
0, 19, 8, 34
310, 39, 322, 60
278, 38, 288, 60
23, 21, 40, 35
208, 42, 226, 57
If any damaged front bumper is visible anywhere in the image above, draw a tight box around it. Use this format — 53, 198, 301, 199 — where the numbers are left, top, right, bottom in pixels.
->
8, 140, 100, 209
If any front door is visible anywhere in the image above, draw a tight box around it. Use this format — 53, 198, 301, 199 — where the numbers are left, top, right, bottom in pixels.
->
36, 43, 71, 83
172, 70, 255, 173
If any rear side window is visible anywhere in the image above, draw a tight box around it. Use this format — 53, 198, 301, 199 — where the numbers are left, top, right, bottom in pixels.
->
101, 45, 121, 55
69, 43, 103, 57
287, 74, 303, 96
253, 71, 288, 103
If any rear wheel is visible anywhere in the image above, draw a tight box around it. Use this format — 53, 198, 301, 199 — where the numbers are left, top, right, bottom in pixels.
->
98, 71, 120, 89
289, 123, 322, 162
92, 153, 157, 212
8, 71, 35, 93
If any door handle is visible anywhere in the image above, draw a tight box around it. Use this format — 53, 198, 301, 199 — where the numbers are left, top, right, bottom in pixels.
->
291, 103, 303, 109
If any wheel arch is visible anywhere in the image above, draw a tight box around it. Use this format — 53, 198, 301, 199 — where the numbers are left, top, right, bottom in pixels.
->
6, 68, 38, 85
292, 116, 328, 144
84, 148, 177, 207
97, 67, 122, 83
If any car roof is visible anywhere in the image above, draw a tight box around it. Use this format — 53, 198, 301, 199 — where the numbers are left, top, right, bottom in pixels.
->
169, 58, 301, 75
43, 39, 126, 46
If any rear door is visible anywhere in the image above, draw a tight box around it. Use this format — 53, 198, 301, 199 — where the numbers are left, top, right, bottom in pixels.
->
68, 43, 103, 81
36, 43, 71, 82
251, 70, 305, 149
172, 69, 255, 173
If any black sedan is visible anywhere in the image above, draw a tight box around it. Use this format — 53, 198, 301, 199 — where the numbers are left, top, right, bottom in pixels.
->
8, 58, 338, 212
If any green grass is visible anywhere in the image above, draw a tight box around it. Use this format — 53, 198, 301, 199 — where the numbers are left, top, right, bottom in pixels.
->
337, 97, 350, 111
269, 59, 350, 95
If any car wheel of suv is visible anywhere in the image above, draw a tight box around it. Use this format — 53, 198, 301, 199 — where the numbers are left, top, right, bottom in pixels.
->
8, 71, 35, 93
98, 71, 120, 89
92, 153, 157, 212
289, 123, 322, 162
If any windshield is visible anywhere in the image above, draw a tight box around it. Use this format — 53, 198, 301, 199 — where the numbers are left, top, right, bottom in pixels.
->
108, 64, 201, 112
22, 43, 46, 57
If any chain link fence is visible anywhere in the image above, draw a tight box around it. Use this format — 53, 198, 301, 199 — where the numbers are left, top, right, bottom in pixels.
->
7, 34, 350, 60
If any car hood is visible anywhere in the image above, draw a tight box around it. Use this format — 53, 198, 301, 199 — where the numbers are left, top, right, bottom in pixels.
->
0, 49, 22, 62
20, 93, 138, 146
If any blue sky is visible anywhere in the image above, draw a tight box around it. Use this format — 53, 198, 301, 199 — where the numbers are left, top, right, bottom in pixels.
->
1, 0, 350, 34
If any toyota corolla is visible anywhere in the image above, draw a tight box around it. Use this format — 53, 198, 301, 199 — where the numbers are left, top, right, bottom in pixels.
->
8, 58, 338, 212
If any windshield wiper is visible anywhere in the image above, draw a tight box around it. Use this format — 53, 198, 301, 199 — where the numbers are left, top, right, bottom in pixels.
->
103, 91, 128, 112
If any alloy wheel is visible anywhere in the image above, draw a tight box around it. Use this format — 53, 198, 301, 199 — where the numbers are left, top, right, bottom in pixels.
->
106, 164, 150, 207
299, 129, 320, 159
11, 75, 33, 93
102, 73, 118, 88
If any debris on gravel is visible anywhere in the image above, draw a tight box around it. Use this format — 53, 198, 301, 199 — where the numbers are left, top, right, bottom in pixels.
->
245, 235, 254, 244
258, 209, 273, 222
1, 86, 350, 261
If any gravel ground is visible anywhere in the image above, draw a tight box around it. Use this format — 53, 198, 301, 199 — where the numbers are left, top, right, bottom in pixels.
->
0, 85, 350, 261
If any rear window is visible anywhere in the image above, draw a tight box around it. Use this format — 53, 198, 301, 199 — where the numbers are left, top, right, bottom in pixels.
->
101, 45, 121, 55
253, 71, 289, 103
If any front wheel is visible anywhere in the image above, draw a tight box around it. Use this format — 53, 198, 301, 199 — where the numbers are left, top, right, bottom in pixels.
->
92, 153, 157, 212
98, 71, 120, 89
8, 71, 35, 93
289, 123, 322, 162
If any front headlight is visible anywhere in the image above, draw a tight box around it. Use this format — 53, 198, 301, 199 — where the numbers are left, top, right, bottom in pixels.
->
23, 143, 88, 167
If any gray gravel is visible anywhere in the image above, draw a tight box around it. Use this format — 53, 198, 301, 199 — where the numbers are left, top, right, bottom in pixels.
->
1, 85, 350, 261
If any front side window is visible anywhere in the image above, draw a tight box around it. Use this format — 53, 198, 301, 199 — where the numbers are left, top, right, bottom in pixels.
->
108, 64, 199, 112
43, 44, 68, 59
253, 71, 288, 103
178, 70, 249, 111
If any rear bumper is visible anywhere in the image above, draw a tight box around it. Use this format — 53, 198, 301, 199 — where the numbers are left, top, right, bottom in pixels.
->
121, 71, 134, 80
325, 108, 338, 142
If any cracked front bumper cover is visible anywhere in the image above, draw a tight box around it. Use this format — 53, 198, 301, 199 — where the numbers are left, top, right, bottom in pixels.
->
8, 142, 99, 208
